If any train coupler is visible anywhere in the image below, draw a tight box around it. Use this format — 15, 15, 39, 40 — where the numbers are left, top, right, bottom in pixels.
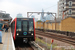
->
23, 38, 28, 43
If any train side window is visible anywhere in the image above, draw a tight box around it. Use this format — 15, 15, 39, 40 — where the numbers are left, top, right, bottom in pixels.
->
29, 21, 34, 31
17, 21, 21, 31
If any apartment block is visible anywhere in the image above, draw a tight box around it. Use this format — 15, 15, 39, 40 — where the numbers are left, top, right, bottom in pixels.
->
58, 0, 75, 19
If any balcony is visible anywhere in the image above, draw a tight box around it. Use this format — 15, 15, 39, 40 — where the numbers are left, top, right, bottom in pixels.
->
65, 14, 75, 18
64, 2, 66, 5
63, 7, 66, 11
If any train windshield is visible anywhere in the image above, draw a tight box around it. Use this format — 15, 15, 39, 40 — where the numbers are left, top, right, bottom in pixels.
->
23, 21, 27, 31
17, 21, 21, 31
29, 21, 34, 31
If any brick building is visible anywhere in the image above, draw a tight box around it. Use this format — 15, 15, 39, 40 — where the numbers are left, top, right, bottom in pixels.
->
35, 17, 75, 32
61, 17, 75, 32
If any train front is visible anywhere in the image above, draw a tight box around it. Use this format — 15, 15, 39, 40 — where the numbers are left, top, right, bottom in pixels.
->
16, 18, 35, 43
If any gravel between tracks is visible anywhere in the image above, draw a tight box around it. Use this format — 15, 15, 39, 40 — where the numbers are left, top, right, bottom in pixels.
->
35, 30, 75, 50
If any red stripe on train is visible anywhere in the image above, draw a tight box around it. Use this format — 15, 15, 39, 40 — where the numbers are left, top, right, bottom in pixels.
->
13, 18, 17, 40
33, 18, 35, 41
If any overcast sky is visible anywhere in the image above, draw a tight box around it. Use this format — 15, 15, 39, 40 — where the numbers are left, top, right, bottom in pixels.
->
0, 0, 59, 19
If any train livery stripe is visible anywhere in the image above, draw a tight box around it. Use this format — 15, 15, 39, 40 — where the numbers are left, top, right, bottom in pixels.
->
14, 18, 17, 40
33, 18, 35, 41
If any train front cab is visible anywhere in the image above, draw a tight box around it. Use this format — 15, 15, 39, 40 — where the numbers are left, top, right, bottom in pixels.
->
16, 18, 35, 42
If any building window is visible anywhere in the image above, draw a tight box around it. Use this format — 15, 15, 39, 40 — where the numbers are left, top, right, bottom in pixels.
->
38, 22, 39, 24
59, 23, 60, 25
41, 27, 43, 29
50, 23, 52, 26
69, 9, 72, 14
46, 23, 47, 25
38, 27, 39, 28
41, 23, 43, 24
64, 1, 66, 4
69, 1, 72, 7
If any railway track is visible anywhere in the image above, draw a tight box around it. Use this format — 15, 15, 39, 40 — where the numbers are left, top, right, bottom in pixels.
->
15, 39, 44, 50
36, 30, 75, 45
15, 40, 34, 50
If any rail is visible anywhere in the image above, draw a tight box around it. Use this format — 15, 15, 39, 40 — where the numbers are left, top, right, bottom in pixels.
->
35, 30, 75, 45
30, 41, 45, 50
35, 28, 75, 37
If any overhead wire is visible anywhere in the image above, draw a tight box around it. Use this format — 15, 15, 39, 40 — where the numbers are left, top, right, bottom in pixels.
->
44, 4, 57, 10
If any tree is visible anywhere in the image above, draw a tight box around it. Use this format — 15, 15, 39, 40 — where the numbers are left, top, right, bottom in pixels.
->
37, 20, 42, 22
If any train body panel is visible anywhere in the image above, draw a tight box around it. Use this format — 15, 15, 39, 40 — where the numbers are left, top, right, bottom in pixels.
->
11, 18, 35, 42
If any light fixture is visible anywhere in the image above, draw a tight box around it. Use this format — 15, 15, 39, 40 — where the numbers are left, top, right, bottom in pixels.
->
17, 33, 19, 36
31, 33, 33, 35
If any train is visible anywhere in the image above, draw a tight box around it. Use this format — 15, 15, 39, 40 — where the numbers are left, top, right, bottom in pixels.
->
11, 18, 35, 43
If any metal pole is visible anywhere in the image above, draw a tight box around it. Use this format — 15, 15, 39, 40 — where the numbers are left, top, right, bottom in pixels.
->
47, 23, 48, 30
55, 14, 56, 30
46, 38, 47, 46
50, 44, 52, 50
37, 36, 38, 44
27, 12, 29, 18
46, 38, 47, 49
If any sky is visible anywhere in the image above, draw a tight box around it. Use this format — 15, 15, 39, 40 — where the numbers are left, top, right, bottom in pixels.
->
0, 0, 59, 19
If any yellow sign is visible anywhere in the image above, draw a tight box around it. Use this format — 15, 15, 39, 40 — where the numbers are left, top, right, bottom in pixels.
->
3, 20, 9, 21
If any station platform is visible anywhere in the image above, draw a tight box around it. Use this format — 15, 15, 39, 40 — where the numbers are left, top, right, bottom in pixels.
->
0, 29, 15, 50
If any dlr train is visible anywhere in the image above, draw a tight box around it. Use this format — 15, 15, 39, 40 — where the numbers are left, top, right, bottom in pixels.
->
11, 18, 35, 43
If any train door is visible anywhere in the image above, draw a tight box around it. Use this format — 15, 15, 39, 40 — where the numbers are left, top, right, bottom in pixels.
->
22, 20, 28, 36
22, 20, 28, 43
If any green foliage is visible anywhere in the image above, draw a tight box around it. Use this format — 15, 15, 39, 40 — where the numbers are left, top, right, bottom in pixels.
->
56, 30, 60, 31
37, 20, 42, 22
35, 37, 57, 49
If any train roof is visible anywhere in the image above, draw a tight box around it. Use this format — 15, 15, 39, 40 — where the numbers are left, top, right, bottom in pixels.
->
16, 18, 33, 20
16, 18, 33, 19
13, 17, 33, 19
11, 18, 34, 23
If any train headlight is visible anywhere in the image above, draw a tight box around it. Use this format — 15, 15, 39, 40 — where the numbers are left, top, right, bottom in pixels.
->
17, 33, 19, 36
31, 33, 33, 35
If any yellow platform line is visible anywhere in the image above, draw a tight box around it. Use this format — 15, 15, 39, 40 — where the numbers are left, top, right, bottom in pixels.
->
6, 33, 9, 50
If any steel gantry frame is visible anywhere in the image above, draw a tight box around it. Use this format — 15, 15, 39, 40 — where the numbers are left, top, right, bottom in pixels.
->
27, 12, 57, 30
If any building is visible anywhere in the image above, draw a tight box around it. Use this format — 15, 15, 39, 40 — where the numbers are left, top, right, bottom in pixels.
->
45, 12, 53, 20
36, 20, 50, 29
36, 17, 75, 32
58, 0, 75, 19
35, 21, 43, 29
31, 15, 35, 18
16, 13, 23, 18
46, 19, 61, 30
40, 9, 44, 21
0, 12, 12, 25
31, 15, 38, 22
34, 18, 38, 22
61, 17, 75, 32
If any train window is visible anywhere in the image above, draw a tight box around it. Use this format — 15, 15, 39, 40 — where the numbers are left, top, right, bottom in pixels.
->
23, 21, 27, 31
17, 21, 21, 31
29, 21, 34, 31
